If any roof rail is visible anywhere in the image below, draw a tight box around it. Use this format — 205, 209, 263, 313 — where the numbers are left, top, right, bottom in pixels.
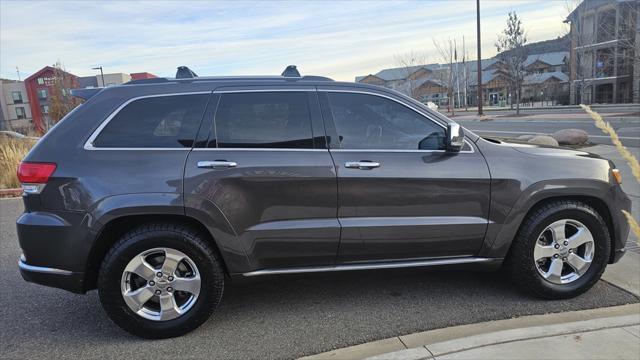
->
281, 65, 301, 77
125, 78, 171, 85
176, 66, 198, 79
300, 75, 333, 81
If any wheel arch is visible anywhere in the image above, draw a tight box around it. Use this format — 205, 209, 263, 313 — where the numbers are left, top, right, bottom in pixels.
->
84, 214, 231, 291
513, 195, 614, 259
480, 180, 618, 263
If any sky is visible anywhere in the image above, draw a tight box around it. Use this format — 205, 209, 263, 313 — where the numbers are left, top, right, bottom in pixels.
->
0, 0, 571, 81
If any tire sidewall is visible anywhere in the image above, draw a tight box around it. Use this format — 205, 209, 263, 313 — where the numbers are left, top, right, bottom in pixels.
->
523, 207, 610, 296
98, 228, 223, 338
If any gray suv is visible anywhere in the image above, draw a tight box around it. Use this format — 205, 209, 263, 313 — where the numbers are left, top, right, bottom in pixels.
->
17, 66, 630, 338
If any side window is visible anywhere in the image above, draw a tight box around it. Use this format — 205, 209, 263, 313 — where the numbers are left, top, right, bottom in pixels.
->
214, 92, 314, 148
327, 92, 446, 150
93, 94, 209, 148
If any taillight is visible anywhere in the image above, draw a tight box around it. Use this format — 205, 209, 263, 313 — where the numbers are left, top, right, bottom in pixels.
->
17, 162, 57, 185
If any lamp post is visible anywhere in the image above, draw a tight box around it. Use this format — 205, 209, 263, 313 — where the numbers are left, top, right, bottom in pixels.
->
476, 0, 483, 115
92, 66, 105, 87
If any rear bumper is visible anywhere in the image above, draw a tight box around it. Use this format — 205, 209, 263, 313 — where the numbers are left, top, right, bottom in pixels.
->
18, 255, 86, 294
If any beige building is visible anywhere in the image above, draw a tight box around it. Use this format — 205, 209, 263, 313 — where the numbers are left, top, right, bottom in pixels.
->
97, 73, 132, 87
0, 79, 33, 132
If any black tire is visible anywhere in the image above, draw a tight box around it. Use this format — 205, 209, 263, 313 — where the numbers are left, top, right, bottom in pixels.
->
98, 223, 224, 339
505, 200, 611, 299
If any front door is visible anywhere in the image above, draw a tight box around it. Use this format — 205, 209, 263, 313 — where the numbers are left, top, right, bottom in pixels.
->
318, 88, 491, 263
184, 87, 339, 270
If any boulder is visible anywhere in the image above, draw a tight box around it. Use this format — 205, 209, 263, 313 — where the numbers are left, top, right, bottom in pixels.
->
528, 135, 559, 146
517, 134, 536, 141
552, 128, 589, 145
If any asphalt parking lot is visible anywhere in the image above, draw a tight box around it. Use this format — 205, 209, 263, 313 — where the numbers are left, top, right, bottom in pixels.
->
1, 198, 638, 359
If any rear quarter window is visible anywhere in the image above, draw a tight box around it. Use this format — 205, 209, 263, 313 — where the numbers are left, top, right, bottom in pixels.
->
92, 94, 209, 148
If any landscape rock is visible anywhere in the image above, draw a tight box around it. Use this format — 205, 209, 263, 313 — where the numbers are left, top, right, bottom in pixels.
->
517, 134, 536, 141
528, 135, 559, 146
552, 128, 589, 145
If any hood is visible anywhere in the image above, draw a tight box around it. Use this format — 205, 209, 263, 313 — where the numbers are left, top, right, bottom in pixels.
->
484, 138, 605, 161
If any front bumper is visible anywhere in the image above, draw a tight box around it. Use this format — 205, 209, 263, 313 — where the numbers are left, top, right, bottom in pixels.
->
19, 255, 86, 293
609, 185, 632, 264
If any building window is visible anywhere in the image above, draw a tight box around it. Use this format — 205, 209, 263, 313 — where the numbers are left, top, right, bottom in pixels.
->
12, 91, 23, 104
37, 78, 45, 85
37, 89, 48, 100
15, 107, 26, 119
41, 105, 49, 114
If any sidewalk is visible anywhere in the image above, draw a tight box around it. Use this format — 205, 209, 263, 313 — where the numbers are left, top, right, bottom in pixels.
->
366, 312, 639, 360
303, 303, 640, 360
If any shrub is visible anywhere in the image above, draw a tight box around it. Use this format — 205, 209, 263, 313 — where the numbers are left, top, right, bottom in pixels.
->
0, 138, 36, 189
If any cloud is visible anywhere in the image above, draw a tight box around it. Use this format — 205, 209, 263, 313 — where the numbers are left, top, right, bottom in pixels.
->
0, 0, 567, 81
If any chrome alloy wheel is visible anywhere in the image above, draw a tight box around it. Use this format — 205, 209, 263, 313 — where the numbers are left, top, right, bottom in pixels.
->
120, 248, 201, 321
534, 219, 595, 285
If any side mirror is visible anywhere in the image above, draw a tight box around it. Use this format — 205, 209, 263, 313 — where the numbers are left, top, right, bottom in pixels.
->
446, 123, 465, 152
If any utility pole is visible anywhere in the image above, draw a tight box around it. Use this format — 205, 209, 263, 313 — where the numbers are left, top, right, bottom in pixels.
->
463, 36, 468, 111
93, 66, 105, 87
476, 0, 483, 115
16, 66, 21, 80
455, 39, 461, 110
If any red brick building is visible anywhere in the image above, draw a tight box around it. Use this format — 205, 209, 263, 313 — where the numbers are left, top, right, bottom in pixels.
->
130, 72, 157, 80
25, 66, 80, 133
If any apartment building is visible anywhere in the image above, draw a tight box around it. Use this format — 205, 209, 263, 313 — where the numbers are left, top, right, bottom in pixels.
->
566, 0, 639, 104
0, 79, 33, 132
356, 52, 570, 107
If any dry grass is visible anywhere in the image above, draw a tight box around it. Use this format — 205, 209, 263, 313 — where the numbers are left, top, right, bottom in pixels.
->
0, 138, 36, 189
581, 104, 640, 243
581, 104, 640, 182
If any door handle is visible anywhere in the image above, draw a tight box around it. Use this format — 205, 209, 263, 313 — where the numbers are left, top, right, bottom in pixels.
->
344, 161, 380, 170
197, 160, 237, 169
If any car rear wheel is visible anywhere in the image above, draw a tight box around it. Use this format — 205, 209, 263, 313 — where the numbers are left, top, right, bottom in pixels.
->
98, 223, 224, 338
506, 200, 610, 299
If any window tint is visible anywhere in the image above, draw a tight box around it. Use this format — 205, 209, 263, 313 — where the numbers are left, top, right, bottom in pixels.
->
214, 92, 314, 148
93, 94, 209, 148
328, 92, 446, 150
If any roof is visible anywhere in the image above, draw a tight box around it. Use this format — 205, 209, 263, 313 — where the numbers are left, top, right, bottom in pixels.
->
370, 63, 442, 81
523, 71, 569, 85
415, 76, 446, 88
24, 66, 78, 82
524, 52, 568, 67
566, 0, 631, 21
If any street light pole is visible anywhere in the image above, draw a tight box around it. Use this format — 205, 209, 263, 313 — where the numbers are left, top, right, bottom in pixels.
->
92, 66, 105, 87
476, 0, 483, 115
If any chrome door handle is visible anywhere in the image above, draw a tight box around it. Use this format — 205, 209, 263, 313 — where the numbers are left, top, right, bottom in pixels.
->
197, 160, 237, 169
344, 161, 380, 170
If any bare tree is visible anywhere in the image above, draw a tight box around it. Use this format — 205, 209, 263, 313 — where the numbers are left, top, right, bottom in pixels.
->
47, 61, 80, 131
394, 51, 428, 99
496, 11, 527, 115
432, 38, 456, 115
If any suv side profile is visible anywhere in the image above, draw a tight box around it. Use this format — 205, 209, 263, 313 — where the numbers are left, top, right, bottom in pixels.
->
17, 66, 630, 338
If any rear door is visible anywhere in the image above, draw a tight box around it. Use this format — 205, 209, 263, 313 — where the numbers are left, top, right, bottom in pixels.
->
318, 87, 491, 263
184, 87, 339, 270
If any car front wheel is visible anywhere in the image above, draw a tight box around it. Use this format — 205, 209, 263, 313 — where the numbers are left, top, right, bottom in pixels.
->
98, 223, 224, 338
506, 200, 611, 299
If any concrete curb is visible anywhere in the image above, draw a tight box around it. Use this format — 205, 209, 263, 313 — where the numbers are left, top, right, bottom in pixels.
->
366, 313, 640, 359
0, 188, 22, 197
302, 304, 640, 360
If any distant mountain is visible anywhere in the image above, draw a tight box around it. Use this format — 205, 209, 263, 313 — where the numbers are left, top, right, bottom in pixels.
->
498, 35, 570, 58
